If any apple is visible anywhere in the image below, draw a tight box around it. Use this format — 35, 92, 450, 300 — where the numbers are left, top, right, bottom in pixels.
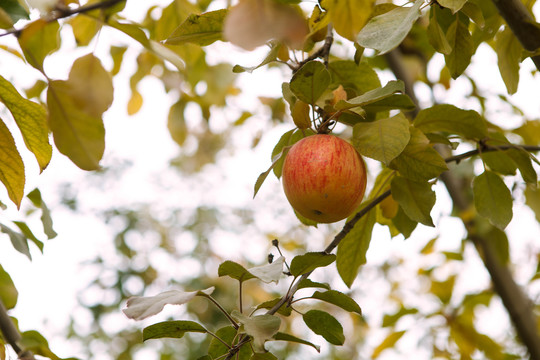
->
282, 134, 367, 223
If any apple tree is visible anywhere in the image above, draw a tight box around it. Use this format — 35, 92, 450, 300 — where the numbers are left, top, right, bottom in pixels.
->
0, 0, 540, 359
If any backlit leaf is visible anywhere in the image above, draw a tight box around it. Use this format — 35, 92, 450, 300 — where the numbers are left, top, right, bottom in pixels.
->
289, 252, 336, 277
413, 104, 487, 140
392, 206, 418, 238
0, 0, 28, 26
525, 185, 540, 222
27, 188, 57, 239
0, 74, 51, 172
428, 8, 452, 54
438, 0, 467, 13
273, 332, 321, 352
13, 221, 43, 252
165, 9, 227, 46
143, 320, 207, 341
0, 119, 24, 207
352, 112, 410, 165
233, 42, 281, 73
303, 310, 344, 345
290, 61, 331, 105
168, 100, 188, 146
506, 149, 537, 184
391, 176, 435, 227
473, 170, 513, 229
389, 127, 448, 182
18, 19, 60, 70
219, 258, 284, 283
232, 310, 281, 352
356, 0, 423, 55
382, 307, 418, 327
0, 223, 30, 259
336, 204, 376, 287
0, 264, 18, 309
218, 261, 256, 282
311, 290, 362, 315
495, 26, 522, 95
19, 330, 60, 360
372, 330, 406, 358
327, 0, 374, 41
444, 15, 473, 79
70, 14, 101, 46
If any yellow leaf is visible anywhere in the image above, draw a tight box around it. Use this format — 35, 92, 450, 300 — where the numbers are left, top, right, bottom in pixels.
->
127, 90, 143, 115
0, 75, 52, 172
380, 194, 398, 218
291, 100, 311, 129
328, 0, 374, 41
0, 120, 25, 208
70, 14, 101, 46
18, 19, 60, 70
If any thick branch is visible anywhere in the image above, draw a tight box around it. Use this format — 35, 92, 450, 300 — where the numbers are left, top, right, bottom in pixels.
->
0, 299, 35, 360
491, 0, 540, 71
386, 48, 540, 359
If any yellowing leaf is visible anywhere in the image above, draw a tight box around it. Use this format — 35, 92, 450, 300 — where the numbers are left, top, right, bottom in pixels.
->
495, 26, 522, 95
327, 0, 374, 41
291, 100, 311, 129
413, 104, 487, 140
127, 89, 143, 115
372, 330, 406, 358
444, 15, 473, 79
223, 0, 308, 50
18, 19, 60, 70
168, 100, 188, 146
0, 75, 52, 172
0, 119, 25, 207
473, 171, 513, 229
165, 9, 227, 46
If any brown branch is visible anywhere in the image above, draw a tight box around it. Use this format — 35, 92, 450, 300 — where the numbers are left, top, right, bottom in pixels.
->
0, 0, 125, 38
0, 299, 35, 360
386, 48, 540, 359
491, 0, 540, 71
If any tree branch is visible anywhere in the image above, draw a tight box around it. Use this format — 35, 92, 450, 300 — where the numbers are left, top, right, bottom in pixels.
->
491, 0, 540, 71
0, 299, 35, 360
386, 47, 540, 359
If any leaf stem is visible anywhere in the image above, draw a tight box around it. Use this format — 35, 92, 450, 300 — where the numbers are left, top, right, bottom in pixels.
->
203, 295, 240, 330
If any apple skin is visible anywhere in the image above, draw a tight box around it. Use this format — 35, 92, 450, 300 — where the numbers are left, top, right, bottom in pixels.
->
282, 134, 367, 223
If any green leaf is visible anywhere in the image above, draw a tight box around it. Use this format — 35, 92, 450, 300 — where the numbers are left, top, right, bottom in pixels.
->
495, 26, 522, 95
389, 127, 448, 182
296, 278, 330, 290
480, 150, 517, 175
0, 0, 29, 25
231, 311, 281, 352
382, 307, 418, 327
143, 320, 207, 341
218, 261, 256, 282
13, 221, 43, 253
27, 188, 57, 239
233, 42, 281, 73
335, 80, 405, 110
256, 297, 293, 316
208, 326, 251, 360
255, 147, 289, 197
413, 104, 487, 140
290, 61, 331, 105
525, 185, 540, 223
18, 19, 60, 71
251, 353, 277, 360
0, 119, 25, 207
19, 331, 61, 360
311, 290, 362, 315
356, 0, 423, 55
372, 330, 406, 358
336, 204, 376, 287
392, 206, 418, 238
391, 176, 435, 227
352, 112, 410, 165
168, 100, 188, 146
327, 0, 373, 41
273, 332, 321, 352
47, 54, 113, 170
327, 61, 381, 94
437, 0, 467, 13
485, 226, 509, 265
0, 264, 18, 309
506, 149, 537, 184
219, 257, 284, 283
289, 252, 336, 277
473, 171, 513, 229
427, 8, 452, 54
165, 9, 227, 46
303, 309, 345, 345
0, 223, 30, 259
0, 75, 51, 172
444, 15, 473, 79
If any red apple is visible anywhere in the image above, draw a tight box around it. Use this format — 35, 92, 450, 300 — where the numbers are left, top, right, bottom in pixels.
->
282, 134, 367, 223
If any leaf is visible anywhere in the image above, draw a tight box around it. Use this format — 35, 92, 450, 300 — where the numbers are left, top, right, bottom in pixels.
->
311, 290, 362, 315
122, 287, 215, 320
336, 204, 376, 287
168, 100, 188, 146
327, 60, 381, 94
0, 119, 25, 207
18, 19, 60, 70
437, 0, 467, 13
256, 297, 293, 316
143, 320, 207, 341
251, 353, 278, 360
248, 256, 284, 283
382, 307, 418, 327
289, 252, 336, 277
525, 186, 540, 223
296, 278, 330, 290
352, 112, 410, 165
0, 74, 52, 172
231, 310, 281, 352
335, 80, 405, 110
444, 15, 473, 79
0, 223, 30, 259
254, 146, 290, 197
47, 54, 113, 170
0, 0, 29, 26
372, 330, 406, 358
390, 176, 436, 227
413, 104, 487, 140
302, 310, 345, 345
291, 100, 312, 130
290, 61, 331, 105
165, 9, 227, 46
327, 0, 374, 41
217, 261, 256, 282
506, 149, 537, 184
494, 26, 522, 95
0, 264, 18, 309
70, 14, 100, 46
26, 188, 57, 239
13, 221, 43, 252
273, 332, 321, 352
473, 171, 513, 229
389, 127, 448, 182
19, 330, 61, 360
392, 206, 418, 238
233, 42, 281, 73
427, 8, 452, 54
208, 326, 251, 360
356, 0, 423, 55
